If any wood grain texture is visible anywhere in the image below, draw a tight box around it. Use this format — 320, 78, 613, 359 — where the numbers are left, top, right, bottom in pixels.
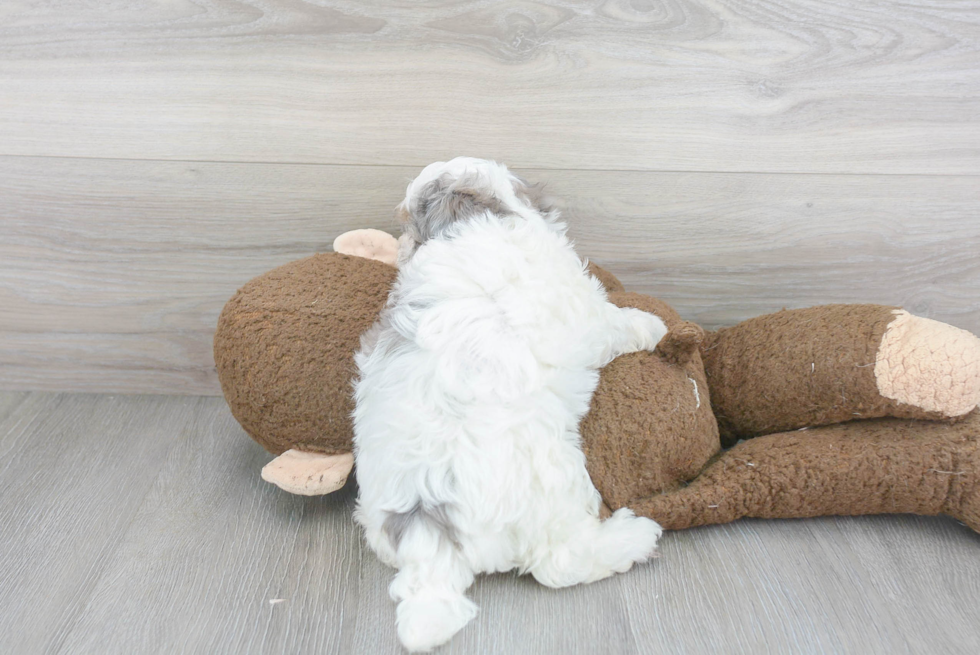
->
0, 393, 193, 654
552, 170, 980, 332
1, 391, 978, 654
0, 156, 411, 394
2, 156, 978, 395
0, 1, 979, 173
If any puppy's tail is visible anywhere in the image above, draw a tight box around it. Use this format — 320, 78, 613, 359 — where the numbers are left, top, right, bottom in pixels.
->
385, 504, 478, 652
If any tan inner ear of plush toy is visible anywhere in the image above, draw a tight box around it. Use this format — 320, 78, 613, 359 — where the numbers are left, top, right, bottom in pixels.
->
333, 229, 399, 266
261, 450, 355, 495
875, 310, 980, 417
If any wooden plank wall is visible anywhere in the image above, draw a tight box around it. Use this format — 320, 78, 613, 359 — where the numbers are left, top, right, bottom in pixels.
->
1, 1, 978, 395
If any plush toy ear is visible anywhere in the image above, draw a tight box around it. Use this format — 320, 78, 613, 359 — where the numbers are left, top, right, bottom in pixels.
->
261, 451, 354, 496
333, 229, 399, 266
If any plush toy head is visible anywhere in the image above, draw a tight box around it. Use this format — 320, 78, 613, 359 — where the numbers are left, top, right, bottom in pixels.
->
213, 252, 396, 457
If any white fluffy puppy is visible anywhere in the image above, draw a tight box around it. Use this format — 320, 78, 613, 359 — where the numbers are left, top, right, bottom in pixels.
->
352, 157, 667, 652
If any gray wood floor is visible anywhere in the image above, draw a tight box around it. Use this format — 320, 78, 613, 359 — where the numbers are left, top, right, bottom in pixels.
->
1, 391, 978, 655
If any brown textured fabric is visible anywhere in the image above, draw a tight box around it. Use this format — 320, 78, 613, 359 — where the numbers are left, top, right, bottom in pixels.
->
214, 258, 622, 457
214, 254, 980, 535
700, 304, 941, 445
580, 293, 720, 510
632, 411, 980, 533
213, 253, 396, 455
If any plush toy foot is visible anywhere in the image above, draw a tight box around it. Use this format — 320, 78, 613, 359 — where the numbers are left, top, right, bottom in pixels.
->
261, 450, 354, 495
876, 310, 980, 417
333, 229, 399, 266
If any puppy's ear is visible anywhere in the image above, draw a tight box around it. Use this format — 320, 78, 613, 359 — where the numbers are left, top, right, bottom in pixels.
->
407, 173, 504, 243
513, 176, 557, 216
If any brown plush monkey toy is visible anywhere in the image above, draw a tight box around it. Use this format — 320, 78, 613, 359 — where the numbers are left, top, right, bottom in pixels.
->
214, 229, 980, 534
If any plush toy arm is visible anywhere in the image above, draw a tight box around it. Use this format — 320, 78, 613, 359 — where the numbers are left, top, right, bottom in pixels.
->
630, 413, 980, 534
701, 304, 980, 443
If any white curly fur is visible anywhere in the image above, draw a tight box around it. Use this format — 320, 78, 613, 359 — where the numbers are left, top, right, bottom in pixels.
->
352, 158, 666, 652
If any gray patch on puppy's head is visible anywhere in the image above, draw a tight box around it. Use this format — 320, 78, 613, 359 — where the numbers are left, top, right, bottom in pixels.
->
398, 172, 505, 253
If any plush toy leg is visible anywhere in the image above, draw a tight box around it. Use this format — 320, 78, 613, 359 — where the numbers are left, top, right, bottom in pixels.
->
261, 450, 354, 495
702, 305, 980, 442
333, 229, 399, 266
631, 412, 980, 534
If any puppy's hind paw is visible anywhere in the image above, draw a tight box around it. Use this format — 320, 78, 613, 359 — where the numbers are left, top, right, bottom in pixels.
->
396, 592, 478, 652
598, 508, 663, 574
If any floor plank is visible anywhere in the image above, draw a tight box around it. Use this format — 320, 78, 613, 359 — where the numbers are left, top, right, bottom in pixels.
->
54, 395, 379, 654
622, 516, 980, 654
0, 394, 192, 654
0, 1, 978, 173
0, 392, 28, 424
2, 156, 977, 395
1, 392, 978, 654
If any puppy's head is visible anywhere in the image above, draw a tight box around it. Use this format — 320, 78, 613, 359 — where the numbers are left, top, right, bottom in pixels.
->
395, 157, 556, 264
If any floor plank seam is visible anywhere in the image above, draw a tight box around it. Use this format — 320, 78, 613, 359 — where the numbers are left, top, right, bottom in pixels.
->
3, 153, 980, 178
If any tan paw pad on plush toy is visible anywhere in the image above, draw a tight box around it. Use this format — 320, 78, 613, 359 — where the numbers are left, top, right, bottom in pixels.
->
876, 310, 980, 417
